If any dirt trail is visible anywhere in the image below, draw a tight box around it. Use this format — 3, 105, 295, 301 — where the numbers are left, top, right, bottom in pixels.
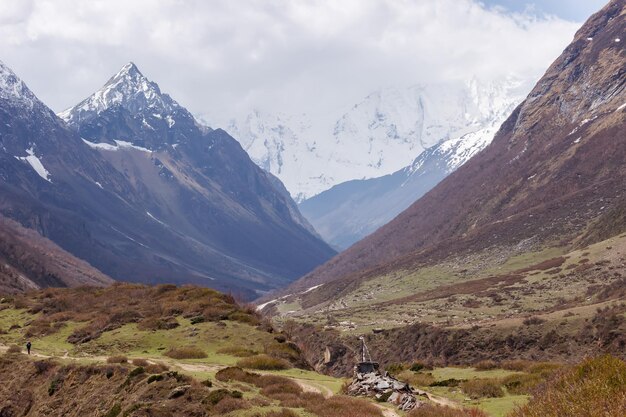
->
176, 361, 334, 399
292, 378, 334, 398
426, 393, 461, 409
0, 343, 459, 411
173, 362, 223, 373
414, 387, 461, 409
375, 404, 402, 417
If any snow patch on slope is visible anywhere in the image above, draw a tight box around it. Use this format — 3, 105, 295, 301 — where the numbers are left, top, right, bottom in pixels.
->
82, 138, 152, 153
15, 147, 52, 182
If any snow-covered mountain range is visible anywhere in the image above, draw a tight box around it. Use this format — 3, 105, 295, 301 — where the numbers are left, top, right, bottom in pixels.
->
299, 120, 512, 249
298, 78, 531, 249
205, 77, 531, 202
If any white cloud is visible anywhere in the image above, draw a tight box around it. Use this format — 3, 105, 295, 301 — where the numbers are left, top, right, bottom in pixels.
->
0, 0, 582, 124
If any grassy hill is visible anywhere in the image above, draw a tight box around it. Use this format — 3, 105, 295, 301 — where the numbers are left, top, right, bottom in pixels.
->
1, 284, 624, 416
266, 231, 626, 382
0, 284, 369, 416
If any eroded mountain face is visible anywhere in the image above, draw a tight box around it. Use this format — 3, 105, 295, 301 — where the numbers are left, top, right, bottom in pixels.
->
285, 0, 626, 296
0, 61, 334, 298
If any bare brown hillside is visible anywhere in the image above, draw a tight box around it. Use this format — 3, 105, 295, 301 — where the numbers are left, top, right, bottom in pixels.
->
286, 0, 626, 296
0, 215, 112, 293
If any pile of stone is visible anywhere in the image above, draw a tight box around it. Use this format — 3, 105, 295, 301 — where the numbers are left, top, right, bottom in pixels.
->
347, 362, 423, 411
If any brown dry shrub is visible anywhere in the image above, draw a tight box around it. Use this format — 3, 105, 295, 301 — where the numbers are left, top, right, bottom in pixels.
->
409, 405, 488, 417
25, 319, 65, 338
201, 306, 232, 321
33, 360, 56, 374
137, 317, 179, 331
155, 284, 177, 294
16, 284, 253, 344
264, 409, 299, 417
523, 316, 546, 326
132, 358, 149, 367
164, 346, 207, 359
106, 355, 128, 364
259, 379, 302, 398
305, 395, 383, 417
527, 362, 562, 377
6, 345, 21, 354
264, 341, 301, 363
228, 311, 260, 325
236, 354, 290, 370
501, 373, 543, 395
217, 346, 258, 357
107, 309, 142, 325
211, 397, 249, 414
500, 360, 534, 372
270, 392, 307, 408
397, 370, 435, 387
462, 298, 483, 308
460, 378, 504, 399
474, 360, 498, 370
517, 257, 566, 273
255, 374, 296, 388
215, 367, 259, 384
145, 362, 169, 374
510, 355, 626, 417
12, 296, 30, 309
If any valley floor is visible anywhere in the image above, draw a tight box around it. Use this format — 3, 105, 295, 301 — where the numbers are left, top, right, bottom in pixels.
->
0, 298, 533, 417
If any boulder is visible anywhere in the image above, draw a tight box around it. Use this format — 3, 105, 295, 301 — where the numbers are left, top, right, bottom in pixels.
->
168, 385, 190, 399
347, 367, 423, 411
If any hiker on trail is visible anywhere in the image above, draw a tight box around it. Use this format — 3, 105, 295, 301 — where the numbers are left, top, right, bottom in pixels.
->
26, 341, 31, 355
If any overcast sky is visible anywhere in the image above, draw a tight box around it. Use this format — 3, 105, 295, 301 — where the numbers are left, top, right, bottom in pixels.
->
0, 0, 608, 124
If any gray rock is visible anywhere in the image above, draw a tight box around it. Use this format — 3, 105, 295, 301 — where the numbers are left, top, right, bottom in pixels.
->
168, 385, 190, 399
347, 365, 423, 411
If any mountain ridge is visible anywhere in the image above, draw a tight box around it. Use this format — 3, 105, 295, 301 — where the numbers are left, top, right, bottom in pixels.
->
280, 0, 626, 298
299, 94, 522, 249
1, 60, 335, 298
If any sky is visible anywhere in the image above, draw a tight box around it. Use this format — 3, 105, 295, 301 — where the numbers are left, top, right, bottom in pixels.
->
0, 0, 608, 125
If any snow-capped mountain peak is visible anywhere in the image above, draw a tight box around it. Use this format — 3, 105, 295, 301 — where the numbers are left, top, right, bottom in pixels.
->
58, 62, 181, 126
0, 60, 42, 111
207, 76, 532, 201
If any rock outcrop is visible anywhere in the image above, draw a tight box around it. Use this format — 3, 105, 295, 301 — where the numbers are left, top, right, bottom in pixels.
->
347, 362, 422, 411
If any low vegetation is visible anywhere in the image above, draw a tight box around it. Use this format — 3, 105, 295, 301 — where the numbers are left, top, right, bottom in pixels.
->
164, 346, 207, 359
2, 281, 625, 417
215, 366, 382, 416
460, 378, 504, 399
106, 355, 128, 364
510, 355, 626, 417
7, 283, 259, 345
409, 405, 488, 417
6, 344, 21, 354
216, 346, 258, 357
237, 354, 291, 370
0, 284, 312, 370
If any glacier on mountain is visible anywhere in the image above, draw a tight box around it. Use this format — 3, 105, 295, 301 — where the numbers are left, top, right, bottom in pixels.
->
204, 76, 531, 202
293, 77, 532, 249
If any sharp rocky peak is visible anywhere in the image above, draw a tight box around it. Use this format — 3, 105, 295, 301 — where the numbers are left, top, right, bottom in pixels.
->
0, 60, 42, 110
59, 62, 182, 125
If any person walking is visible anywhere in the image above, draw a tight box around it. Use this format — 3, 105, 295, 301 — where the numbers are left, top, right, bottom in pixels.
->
26, 341, 31, 355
